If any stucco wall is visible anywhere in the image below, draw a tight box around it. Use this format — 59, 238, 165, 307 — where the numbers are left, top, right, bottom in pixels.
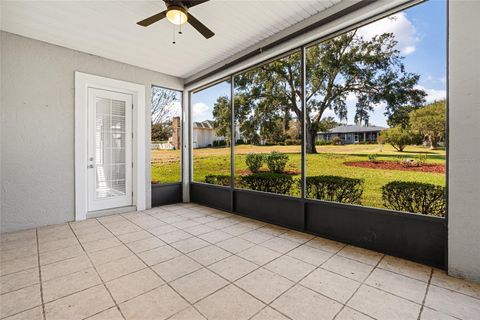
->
448, 1, 480, 282
0, 31, 183, 232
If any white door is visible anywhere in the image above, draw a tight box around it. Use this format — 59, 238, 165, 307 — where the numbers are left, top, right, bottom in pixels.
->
87, 88, 133, 212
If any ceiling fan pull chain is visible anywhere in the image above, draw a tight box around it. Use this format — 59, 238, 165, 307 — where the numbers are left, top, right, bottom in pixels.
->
172, 24, 176, 44
179, 22, 182, 35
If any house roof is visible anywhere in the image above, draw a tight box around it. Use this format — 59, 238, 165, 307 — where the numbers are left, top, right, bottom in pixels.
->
192, 120, 215, 129
322, 125, 386, 134
0, 0, 342, 79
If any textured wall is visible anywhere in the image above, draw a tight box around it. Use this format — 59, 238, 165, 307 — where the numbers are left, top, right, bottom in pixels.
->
0, 31, 183, 232
448, 1, 480, 281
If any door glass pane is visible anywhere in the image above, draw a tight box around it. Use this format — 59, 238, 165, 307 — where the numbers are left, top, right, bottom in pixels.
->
95, 97, 127, 198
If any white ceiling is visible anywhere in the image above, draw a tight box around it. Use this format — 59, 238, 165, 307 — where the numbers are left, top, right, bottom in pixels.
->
0, 0, 342, 79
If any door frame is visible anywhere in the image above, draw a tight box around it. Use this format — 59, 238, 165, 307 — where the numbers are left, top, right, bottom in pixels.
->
75, 72, 146, 221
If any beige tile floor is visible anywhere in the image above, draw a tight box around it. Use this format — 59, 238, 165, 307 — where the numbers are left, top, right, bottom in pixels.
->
1, 203, 480, 320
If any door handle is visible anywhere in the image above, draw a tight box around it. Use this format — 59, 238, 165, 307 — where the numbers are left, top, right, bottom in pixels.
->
88, 164, 94, 168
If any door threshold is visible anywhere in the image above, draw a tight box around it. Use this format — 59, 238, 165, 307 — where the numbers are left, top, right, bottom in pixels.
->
87, 206, 137, 219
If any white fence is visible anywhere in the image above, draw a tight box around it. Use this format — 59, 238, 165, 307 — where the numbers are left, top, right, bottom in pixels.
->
151, 141, 174, 150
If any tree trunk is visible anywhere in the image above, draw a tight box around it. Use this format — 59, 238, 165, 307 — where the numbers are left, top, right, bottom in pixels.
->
429, 136, 438, 150
305, 126, 317, 154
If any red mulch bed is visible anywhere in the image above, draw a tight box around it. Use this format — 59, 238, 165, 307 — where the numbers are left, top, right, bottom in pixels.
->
344, 161, 445, 173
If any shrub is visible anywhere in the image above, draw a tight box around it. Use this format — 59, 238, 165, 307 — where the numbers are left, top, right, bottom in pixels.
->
305, 176, 364, 204
245, 153, 264, 173
239, 173, 293, 195
417, 154, 428, 165
285, 139, 301, 145
382, 181, 446, 217
332, 136, 342, 145
264, 139, 284, 146
265, 151, 289, 173
236, 139, 246, 145
204, 174, 230, 186
316, 139, 332, 146
368, 154, 379, 163
212, 140, 227, 147
381, 126, 412, 152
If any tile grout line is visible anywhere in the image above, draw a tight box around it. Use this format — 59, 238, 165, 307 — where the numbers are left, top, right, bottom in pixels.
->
332, 254, 386, 320
252, 240, 348, 320
6, 204, 471, 320
245, 244, 328, 320
0, 207, 461, 320
67, 222, 128, 320
36, 228, 426, 320
0, 270, 42, 297
174, 231, 336, 319
164, 206, 462, 314
97, 212, 213, 320
153, 206, 438, 297
0, 230, 47, 320
417, 268, 434, 320
126, 206, 377, 320
35, 228, 47, 320
125, 207, 284, 318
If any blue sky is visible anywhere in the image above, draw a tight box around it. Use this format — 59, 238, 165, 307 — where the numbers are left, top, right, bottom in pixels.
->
192, 0, 446, 127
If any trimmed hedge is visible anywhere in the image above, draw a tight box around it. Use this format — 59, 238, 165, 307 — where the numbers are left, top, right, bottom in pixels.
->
316, 139, 332, 146
245, 153, 264, 173
266, 152, 289, 173
285, 139, 301, 145
212, 140, 226, 147
240, 173, 293, 195
204, 174, 230, 186
305, 175, 364, 204
382, 181, 446, 217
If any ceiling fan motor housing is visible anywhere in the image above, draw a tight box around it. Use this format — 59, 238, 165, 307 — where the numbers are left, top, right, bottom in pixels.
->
166, 5, 188, 25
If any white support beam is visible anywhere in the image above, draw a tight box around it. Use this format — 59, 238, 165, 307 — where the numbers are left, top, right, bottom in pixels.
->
448, 0, 480, 282
182, 90, 190, 202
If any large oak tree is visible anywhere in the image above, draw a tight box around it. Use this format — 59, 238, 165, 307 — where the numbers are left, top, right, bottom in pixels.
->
230, 30, 426, 153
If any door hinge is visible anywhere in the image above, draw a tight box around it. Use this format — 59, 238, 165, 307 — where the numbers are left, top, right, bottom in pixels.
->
132, 104, 134, 109
132, 132, 134, 139
131, 162, 134, 168
132, 191, 134, 196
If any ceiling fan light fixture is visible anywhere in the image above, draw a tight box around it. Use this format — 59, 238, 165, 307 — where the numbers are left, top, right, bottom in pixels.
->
166, 6, 188, 25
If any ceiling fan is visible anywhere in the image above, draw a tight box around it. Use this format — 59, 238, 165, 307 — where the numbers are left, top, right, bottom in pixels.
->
137, 0, 214, 40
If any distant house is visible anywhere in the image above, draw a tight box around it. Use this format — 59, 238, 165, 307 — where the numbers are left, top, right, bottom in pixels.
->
192, 120, 224, 148
191, 120, 243, 148
317, 124, 386, 144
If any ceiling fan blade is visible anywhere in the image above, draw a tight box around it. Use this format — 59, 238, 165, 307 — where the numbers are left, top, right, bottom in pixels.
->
187, 13, 214, 39
137, 11, 167, 27
183, 0, 209, 8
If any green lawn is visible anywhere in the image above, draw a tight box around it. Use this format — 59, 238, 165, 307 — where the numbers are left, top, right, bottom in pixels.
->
152, 144, 446, 209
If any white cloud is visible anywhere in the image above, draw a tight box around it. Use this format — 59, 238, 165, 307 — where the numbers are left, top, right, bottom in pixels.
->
440, 76, 447, 84
415, 85, 446, 103
192, 102, 211, 122
357, 12, 419, 56
192, 102, 209, 115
